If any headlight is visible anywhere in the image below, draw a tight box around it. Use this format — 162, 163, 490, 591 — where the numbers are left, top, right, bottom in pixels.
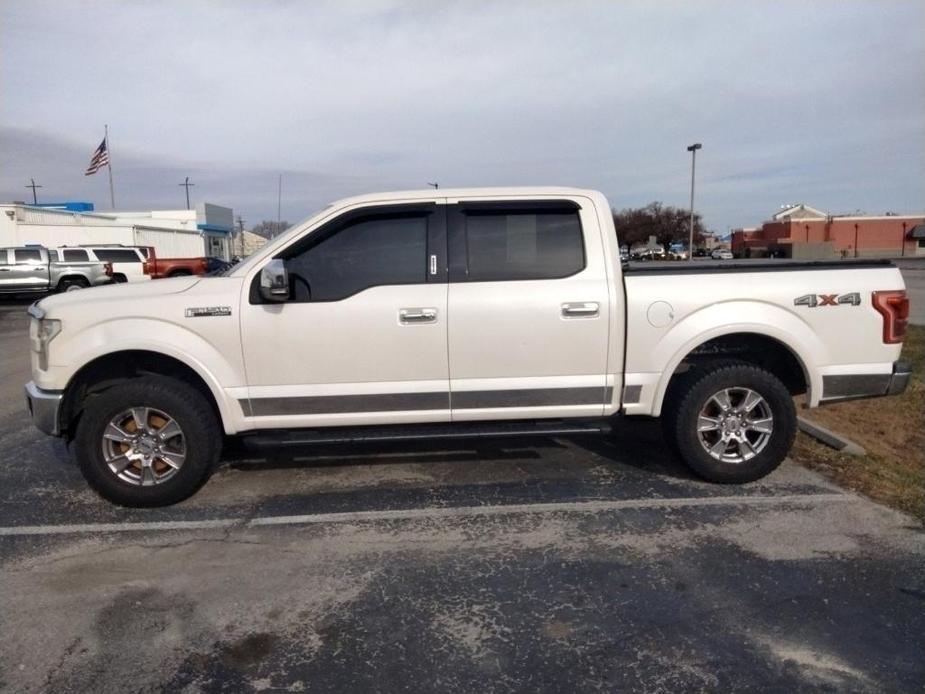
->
30, 317, 62, 370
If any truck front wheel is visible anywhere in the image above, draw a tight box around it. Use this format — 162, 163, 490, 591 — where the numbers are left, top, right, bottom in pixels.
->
663, 362, 796, 483
74, 376, 221, 506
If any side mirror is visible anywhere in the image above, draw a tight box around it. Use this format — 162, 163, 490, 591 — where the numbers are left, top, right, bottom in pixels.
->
259, 259, 289, 302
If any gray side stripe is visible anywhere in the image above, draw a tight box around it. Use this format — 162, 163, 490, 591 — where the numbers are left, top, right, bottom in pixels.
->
242, 386, 611, 417
452, 387, 610, 409
821, 374, 890, 400
622, 385, 642, 404
242, 392, 449, 417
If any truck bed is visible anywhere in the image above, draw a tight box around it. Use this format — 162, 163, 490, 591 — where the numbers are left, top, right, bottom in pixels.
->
623, 258, 894, 275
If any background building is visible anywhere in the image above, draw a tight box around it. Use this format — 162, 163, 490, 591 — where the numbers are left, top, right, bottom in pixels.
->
0, 201, 235, 259
732, 204, 925, 259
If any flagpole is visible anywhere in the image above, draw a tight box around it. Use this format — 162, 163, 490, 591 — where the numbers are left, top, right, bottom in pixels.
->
105, 124, 116, 209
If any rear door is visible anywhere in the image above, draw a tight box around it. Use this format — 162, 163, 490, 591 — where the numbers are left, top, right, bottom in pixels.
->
8, 248, 49, 290
446, 198, 611, 421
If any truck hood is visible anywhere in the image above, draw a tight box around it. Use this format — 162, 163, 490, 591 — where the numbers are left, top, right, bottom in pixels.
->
38, 276, 202, 314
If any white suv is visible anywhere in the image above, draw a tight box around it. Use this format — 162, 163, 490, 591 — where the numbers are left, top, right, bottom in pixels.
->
55, 246, 151, 283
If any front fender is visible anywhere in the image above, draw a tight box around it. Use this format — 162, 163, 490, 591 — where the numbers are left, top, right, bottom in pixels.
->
41, 318, 244, 434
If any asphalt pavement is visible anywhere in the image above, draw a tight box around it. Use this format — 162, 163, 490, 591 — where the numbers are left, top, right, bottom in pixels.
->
1, 297, 923, 693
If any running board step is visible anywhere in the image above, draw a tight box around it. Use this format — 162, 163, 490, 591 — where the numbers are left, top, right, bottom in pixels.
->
241, 420, 611, 450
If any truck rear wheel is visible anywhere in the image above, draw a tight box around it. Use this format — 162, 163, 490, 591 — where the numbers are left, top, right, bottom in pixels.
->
663, 362, 796, 483
58, 277, 90, 292
73, 376, 221, 507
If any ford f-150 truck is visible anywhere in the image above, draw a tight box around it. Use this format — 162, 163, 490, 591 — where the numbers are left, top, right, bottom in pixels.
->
0, 246, 111, 293
24, 188, 911, 507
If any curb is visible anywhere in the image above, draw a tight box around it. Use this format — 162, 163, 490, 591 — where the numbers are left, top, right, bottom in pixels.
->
797, 416, 867, 456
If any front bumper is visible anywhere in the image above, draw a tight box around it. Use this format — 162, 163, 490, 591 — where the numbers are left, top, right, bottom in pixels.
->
820, 360, 912, 404
24, 381, 63, 436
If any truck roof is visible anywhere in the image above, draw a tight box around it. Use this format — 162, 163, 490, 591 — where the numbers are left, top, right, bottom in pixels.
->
329, 186, 601, 207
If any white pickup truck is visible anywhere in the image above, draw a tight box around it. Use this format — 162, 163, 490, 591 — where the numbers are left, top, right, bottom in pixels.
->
24, 188, 911, 506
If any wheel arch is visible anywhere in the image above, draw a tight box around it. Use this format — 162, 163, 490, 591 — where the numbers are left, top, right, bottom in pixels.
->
653, 329, 817, 417
59, 349, 233, 438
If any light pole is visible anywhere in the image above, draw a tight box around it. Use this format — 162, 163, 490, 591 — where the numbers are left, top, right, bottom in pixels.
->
686, 143, 702, 260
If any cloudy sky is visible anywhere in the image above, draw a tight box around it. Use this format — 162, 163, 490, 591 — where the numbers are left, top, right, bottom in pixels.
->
1, 1, 923, 233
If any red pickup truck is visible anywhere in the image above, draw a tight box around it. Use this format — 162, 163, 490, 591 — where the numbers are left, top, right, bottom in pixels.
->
142, 254, 231, 279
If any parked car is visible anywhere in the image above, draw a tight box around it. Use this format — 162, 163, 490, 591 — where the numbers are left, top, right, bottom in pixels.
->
55, 245, 152, 283
0, 246, 111, 294
25, 187, 910, 507
143, 255, 231, 279
632, 248, 665, 261
711, 249, 734, 260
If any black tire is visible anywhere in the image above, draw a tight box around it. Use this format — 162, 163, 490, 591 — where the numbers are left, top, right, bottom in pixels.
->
111, 274, 128, 284
74, 376, 221, 507
169, 270, 192, 277
57, 277, 90, 292
663, 362, 796, 483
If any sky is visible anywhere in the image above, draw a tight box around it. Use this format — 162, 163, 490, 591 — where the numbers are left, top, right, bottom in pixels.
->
1, 1, 923, 234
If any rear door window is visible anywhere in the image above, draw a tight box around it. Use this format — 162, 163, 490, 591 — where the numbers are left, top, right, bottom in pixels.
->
13, 249, 43, 263
456, 206, 585, 281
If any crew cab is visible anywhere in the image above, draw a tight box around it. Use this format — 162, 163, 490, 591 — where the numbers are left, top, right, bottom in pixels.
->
0, 246, 111, 293
143, 254, 230, 279
24, 188, 911, 507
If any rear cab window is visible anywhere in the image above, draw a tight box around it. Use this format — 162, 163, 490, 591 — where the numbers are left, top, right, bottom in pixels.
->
93, 249, 142, 263
61, 249, 90, 262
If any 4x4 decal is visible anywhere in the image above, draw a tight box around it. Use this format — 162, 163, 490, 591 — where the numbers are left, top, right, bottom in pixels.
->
793, 292, 861, 308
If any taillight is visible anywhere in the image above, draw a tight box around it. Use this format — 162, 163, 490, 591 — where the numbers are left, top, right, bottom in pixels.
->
872, 290, 909, 344
104, 262, 113, 277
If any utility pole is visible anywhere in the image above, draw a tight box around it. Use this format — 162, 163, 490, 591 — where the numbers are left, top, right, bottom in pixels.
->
178, 176, 195, 210
25, 178, 43, 205
426, 182, 439, 189
236, 215, 245, 257
686, 143, 702, 261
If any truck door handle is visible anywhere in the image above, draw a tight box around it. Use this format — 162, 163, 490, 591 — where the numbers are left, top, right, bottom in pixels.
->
399, 308, 437, 324
562, 302, 599, 317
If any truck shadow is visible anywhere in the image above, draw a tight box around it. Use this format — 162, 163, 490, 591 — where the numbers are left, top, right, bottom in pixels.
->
219, 416, 696, 482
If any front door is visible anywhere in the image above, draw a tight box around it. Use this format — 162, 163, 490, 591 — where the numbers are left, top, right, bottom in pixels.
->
240, 202, 450, 428
446, 198, 611, 421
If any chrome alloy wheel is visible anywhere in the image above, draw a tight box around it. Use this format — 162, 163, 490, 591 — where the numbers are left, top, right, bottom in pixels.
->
696, 387, 773, 464
101, 407, 186, 486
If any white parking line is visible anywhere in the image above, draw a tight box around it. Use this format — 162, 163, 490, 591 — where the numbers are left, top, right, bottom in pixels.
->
0, 493, 854, 537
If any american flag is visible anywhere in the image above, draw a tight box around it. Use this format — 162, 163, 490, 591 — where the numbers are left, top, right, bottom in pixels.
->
84, 138, 110, 176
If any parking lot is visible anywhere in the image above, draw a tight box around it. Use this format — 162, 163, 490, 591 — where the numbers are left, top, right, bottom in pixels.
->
1, 293, 924, 693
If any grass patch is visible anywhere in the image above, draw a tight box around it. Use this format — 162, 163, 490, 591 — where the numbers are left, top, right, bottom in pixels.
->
791, 324, 924, 521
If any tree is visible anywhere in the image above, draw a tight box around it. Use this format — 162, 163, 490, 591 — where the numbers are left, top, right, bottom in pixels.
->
612, 202, 706, 249
250, 220, 291, 239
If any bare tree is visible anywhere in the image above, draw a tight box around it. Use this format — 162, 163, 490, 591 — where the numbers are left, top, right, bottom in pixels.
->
612, 202, 706, 248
